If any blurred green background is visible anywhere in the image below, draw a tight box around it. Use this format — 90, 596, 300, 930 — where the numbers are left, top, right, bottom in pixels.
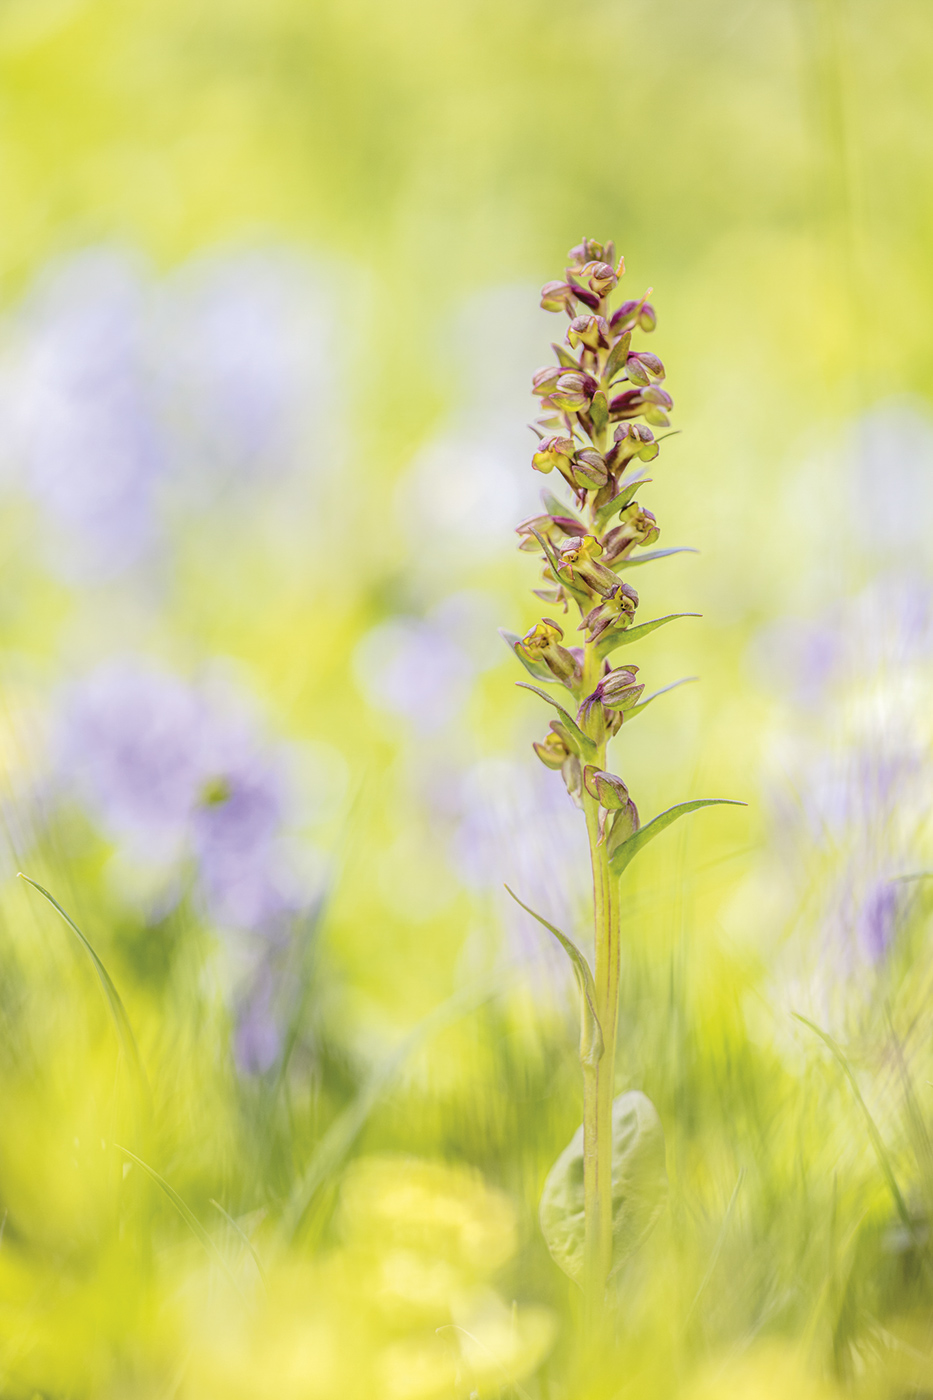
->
1, 0, 933, 1395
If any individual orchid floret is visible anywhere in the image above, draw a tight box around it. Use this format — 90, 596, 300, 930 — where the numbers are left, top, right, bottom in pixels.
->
580, 261, 618, 296
640, 385, 674, 427
531, 434, 575, 476
610, 422, 659, 466
516, 618, 580, 684
580, 579, 639, 640
568, 315, 611, 352
608, 386, 671, 426
548, 370, 598, 414
555, 534, 618, 594
605, 792, 640, 854
596, 665, 644, 711
576, 666, 643, 744
624, 351, 666, 386
610, 297, 657, 335
533, 728, 572, 770
602, 503, 661, 563
540, 281, 578, 314
582, 765, 639, 843
566, 237, 615, 272
532, 366, 566, 398
583, 765, 630, 810
515, 512, 586, 553
571, 449, 609, 490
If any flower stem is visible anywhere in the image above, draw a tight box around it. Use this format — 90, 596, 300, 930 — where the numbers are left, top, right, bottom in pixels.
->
581, 641, 621, 1331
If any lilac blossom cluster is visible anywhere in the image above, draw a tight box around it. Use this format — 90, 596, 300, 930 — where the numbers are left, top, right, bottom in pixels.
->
56, 656, 316, 929
52, 656, 327, 1071
0, 246, 335, 583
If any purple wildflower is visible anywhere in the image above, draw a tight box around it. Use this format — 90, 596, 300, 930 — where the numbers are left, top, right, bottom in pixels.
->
8, 250, 165, 582
155, 249, 335, 488
55, 656, 316, 932
56, 656, 206, 863
352, 593, 500, 733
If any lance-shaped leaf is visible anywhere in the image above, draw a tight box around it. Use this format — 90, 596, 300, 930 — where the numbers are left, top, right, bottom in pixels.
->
540, 489, 583, 527
498, 628, 560, 684
516, 682, 597, 759
551, 341, 580, 370
539, 1091, 667, 1286
589, 390, 609, 438
609, 799, 746, 877
504, 886, 602, 1067
615, 546, 698, 570
603, 331, 632, 383
619, 676, 697, 725
594, 468, 653, 531
597, 613, 700, 662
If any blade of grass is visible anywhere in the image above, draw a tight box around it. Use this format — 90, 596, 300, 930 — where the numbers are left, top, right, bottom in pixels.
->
19, 872, 149, 1099
116, 1145, 242, 1296
794, 1014, 913, 1231
685, 1167, 745, 1323
209, 1199, 267, 1287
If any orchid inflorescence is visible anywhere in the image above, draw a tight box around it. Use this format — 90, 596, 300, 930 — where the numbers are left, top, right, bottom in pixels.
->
506, 236, 685, 863
502, 238, 741, 1326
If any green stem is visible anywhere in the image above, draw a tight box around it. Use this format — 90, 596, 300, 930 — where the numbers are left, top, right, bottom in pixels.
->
581, 333, 621, 1329
580, 627, 620, 1330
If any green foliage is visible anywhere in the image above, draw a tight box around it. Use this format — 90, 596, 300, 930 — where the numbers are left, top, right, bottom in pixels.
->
609, 799, 748, 876
539, 1091, 668, 1286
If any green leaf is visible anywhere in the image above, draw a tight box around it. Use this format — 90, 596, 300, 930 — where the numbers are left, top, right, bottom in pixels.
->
19, 873, 148, 1098
539, 1090, 667, 1286
210, 1199, 267, 1287
515, 682, 597, 758
609, 799, 746, 877
615, 547, 698, 569
551, 341, 580, 370
621, 676, 697, 724
604, 331, 631, 383
541, 489, 579, 522
498, 627, 559, 683
115, 1145, 243, 1295
590, 390, 609, 438
597, 613, 700, 661
504, 886, 602, 1066
594, 469, 652, 530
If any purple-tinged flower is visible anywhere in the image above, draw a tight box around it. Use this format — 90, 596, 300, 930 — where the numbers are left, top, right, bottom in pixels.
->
191, 739, 303, 931
54, 655, 320, 934
7, 250, 166, 582
56, 656, 207, 862
352, 592, 502, 732
155, 249, 335, 489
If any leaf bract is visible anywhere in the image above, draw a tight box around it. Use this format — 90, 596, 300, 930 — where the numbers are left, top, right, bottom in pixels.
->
609, 799, 746, 877
504, 885, 602, 1065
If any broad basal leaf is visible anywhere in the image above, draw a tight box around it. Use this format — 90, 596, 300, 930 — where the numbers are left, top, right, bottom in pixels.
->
539, 1091, 668, 1286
